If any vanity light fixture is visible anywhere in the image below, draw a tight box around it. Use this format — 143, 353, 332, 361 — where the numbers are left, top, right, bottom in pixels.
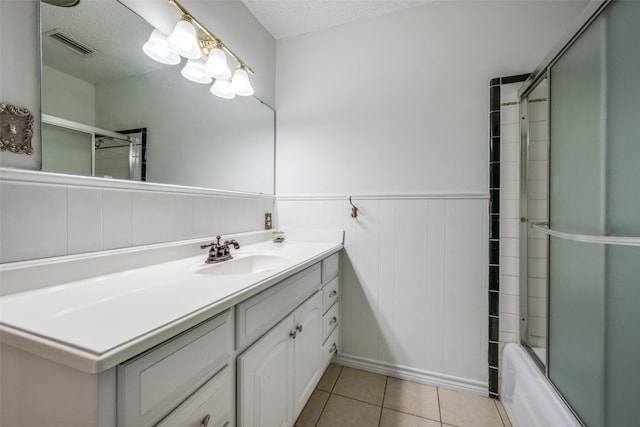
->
210, 79, 235, 99
142, 29, 180, 65
181, 58, 212, 84
142, 0, 254, 99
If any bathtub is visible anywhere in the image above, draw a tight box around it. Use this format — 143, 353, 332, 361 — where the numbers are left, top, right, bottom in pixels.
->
501, 344, 583, 427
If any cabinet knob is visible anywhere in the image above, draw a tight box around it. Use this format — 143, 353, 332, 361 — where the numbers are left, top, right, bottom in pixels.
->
290, 330, 297, 339
296, 324, 303, 333
329, 290, 338, 298
201, 414, 211, 427
330, 343, 338, 353
329, 317, 337, 325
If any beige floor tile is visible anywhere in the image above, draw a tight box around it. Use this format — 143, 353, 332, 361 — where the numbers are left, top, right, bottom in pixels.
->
438, 388, 504, 427
317, 363, 343, 392
317, 394, 382, 427
380, 408, 442, 427
495, 400, 512, 427
295, 389, 330, 427
332, 367, 387, 405
383, 378, 440, 421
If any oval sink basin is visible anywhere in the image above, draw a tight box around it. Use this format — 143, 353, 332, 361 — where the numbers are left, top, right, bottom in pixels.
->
193, 253, 291, 276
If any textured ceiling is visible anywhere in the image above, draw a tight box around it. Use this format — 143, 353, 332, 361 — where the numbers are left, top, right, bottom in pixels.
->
240, 0, 432, 39
41, 0, 163, 85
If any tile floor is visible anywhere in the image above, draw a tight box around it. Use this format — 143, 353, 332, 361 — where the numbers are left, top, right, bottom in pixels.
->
295, 365, 512, 427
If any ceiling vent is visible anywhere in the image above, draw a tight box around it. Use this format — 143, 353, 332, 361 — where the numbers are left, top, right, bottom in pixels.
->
45, 29, 98, 56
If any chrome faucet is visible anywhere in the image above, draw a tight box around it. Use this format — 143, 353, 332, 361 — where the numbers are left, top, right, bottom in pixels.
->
200, 235, 240, 263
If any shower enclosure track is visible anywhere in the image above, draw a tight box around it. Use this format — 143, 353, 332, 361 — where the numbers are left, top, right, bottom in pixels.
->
530, 222, 640, 247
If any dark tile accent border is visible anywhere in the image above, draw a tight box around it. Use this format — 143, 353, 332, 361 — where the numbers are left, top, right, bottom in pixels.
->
487, 74, 529, 398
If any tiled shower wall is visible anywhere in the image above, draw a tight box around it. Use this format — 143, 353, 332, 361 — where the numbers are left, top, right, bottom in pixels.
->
525, 82, 549, 353
488, 75, 529, 397
0, 171, 274, 264
278, 195, 489, 392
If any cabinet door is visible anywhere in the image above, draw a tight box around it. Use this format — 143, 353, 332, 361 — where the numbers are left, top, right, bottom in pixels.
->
238, 315, 295, 427
292, 292, 323, 418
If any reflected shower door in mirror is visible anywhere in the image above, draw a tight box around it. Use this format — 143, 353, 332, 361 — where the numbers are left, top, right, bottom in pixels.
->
520, 76, 548, 368
42, 121, 145, 181
40, 0, 275, 194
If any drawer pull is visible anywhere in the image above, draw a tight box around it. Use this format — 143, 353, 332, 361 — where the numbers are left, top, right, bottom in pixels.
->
201, 414, 211, 427
329, 290, 338, 298
296, 324, 303, 333
222, 422, 230, 427
290, 330, 297, 339
329, 316, 337, 325
330, 343, 338, 353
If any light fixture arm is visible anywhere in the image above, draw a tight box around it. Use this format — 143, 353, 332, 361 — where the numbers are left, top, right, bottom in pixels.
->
168, 0, 254, 74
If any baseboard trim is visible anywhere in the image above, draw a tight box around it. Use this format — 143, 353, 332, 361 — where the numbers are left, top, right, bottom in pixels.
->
332, 354, 488, 396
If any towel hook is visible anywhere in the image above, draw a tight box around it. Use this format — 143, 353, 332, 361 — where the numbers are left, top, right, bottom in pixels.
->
348, 196, 358, 219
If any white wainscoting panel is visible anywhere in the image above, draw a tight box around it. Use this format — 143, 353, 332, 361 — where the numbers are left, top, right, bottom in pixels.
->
276, 195, 489, 387
0, 170, 275, 264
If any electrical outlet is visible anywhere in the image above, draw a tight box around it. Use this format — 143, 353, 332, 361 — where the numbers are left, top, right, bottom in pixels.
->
265, 213, 272, 230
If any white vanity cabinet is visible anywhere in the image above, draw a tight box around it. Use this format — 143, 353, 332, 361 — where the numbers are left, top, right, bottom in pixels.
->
0, 245, 342, 427
237, 254, 340, 427
320, 253, 340, 370
237, 293, 322, 427
117, 309, 234, 427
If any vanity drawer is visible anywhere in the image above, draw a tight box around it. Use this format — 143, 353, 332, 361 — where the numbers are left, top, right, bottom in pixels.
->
322, 252, 340, 283
118, 310, 232, 427
155, 366, 232, 427
321, 276, 339, 313
323, 328, 339, 369
236, 263, 321, 350
322, 302, 339, 343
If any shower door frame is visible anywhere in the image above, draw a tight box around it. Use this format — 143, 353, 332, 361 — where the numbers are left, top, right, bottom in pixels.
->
518, 73, 550, 373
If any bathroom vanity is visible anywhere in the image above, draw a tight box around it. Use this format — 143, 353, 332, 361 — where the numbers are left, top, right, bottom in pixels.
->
0, 230, 342, 427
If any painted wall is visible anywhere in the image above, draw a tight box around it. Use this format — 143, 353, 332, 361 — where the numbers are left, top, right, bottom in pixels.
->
0, 0, 40, 170
275, 0, 588, 388
275, 0, 587, 196
42, 65, 96, 126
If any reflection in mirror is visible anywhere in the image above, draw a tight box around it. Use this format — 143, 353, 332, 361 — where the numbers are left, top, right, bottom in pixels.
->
40, 0, 275, 194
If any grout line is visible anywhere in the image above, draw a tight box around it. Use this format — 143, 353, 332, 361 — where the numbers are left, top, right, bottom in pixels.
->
330, 365, 343, 393
436, 386, 443, 424
495, 399, 508, 427
378, 376, 389, 426
330, 391, 383, 408
313, 390, 331, 427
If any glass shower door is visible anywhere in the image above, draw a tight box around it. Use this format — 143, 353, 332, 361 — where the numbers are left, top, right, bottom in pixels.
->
542, 1, 640, 426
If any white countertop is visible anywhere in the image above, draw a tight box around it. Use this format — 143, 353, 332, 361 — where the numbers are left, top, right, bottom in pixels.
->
0, 237, 342, 373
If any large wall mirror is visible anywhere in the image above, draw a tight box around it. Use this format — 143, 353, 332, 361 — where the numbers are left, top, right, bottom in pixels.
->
40, 0, 275, 194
